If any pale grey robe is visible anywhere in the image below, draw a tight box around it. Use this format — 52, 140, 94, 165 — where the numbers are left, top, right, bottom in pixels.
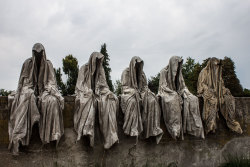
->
121, 57, 163, 143
158, 56, 204, 139
197, 57, 242, 134
74, 52, 119, 149
8, 43, 64, 154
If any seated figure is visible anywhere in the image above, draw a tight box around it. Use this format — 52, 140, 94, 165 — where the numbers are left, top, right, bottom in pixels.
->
8, 43, 64, 155
197, 57, 242, 134
74, 52, 119, 149
121, 56, 163, 144
158, 56, 204, 139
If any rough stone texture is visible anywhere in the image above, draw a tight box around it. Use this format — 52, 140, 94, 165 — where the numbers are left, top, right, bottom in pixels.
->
0, 96, 8, 146
63, 96, 75, 128
0, 96, 250, 167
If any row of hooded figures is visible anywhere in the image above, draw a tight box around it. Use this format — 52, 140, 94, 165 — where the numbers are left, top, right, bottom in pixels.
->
8, 43, 243, 155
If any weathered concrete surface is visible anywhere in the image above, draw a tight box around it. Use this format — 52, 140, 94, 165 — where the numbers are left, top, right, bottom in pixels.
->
0, 96, 8, 145
0, 96, 250, 167
0, 128, 249, 167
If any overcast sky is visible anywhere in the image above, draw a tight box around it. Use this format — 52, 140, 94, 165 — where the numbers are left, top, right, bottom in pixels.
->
0, 0, 250, 90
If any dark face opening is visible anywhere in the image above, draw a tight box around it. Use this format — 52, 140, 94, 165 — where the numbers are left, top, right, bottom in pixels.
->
34, 50, 43, 77
33, 50, 43, 96
92, 57, 102, 92
174, 61, 182, 90
210, 58, 222, 87
211, 58, 221, 67
135, 61, 142, 88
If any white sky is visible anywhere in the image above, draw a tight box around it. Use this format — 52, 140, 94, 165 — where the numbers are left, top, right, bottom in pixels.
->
0, 0, 250, 90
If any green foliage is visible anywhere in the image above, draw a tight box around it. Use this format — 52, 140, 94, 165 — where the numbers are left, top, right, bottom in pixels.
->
148, 73, 160, 94
222, 57, 243, 96
114, 79, 122, 96
243, 88, 250, 97
100, 43, 114, 92
182, 57, 203, 95
54, 55, 79, 96
0, 89, 11, 96
54, 68, 66, 95
62, 55, 79, 95
219, 154, 250, 167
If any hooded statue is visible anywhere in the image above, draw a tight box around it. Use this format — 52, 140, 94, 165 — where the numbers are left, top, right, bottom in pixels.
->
74, 52, 119, 149
197, 57, 242, 134
8, 43, 64, 155
158, 56, 204, 139
121, 56, 163, 144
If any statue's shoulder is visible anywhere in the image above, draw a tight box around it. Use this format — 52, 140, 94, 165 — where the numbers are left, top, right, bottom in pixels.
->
122, 67, 129, 73
46, 59, 55, 68
46, 59, 52, 64
121, 67, 129, 76
160, 66, 168, 74
79, 63, 88, 71
23, 57, 32, 64
199, 68, 206, 76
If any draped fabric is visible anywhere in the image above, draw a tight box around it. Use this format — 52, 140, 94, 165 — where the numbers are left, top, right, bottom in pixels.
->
197, 57, 242, 134
74, 52, 119, 149
158, 56, 204, 139
8, 43, 64, 155
121, 57, 163, 143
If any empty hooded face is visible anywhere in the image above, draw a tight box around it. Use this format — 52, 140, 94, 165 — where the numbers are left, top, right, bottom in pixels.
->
170, 57, 183, 79
210, 57, 222, 68
88, 52, 104, 92
95, 57, 102, 72
32, 43, 45, 77
90, 52, 104, 76
33, 50, 43, 69
169, 56, 183, 90
135, 60, 143, 86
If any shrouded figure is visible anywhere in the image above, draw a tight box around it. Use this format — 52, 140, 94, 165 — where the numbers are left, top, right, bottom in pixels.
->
158, 56, 204, 139
197, 57, 242, 134
74, 52, 119, 149
8, 43, 64, 155
121, 56, 163, 144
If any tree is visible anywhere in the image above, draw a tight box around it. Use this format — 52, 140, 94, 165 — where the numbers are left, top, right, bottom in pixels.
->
0, 89, 11, 96
222, 57, 243, 96
54, 55, 79, 96
62, 55, 79, 95
243, 88, 250, 97
100, 43, 114, 92
54, 68, 66, 95
148, 73, 160, 94
182, 57, 203, 95
114, 79, 122, 96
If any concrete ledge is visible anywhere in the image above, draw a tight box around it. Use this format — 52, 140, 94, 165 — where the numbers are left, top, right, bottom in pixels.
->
0, 96, 250, 166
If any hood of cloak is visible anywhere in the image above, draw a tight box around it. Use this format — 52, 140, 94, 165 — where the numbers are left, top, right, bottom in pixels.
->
76, 52, 109, 94
198, 57, 223, 95
160, 56, 186, 92
17, 43, 58, 96
128, 56, 144, 90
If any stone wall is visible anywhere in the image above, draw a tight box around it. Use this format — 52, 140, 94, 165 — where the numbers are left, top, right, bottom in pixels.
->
0, 96, 8, 145
0, 96, 250, 167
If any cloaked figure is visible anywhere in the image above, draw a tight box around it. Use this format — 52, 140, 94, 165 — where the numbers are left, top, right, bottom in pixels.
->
158, 56, 204, 140
74, 52, 119, 149
8, 43, 64, 155
197, 57, 242, 134
121, 56, 163, 144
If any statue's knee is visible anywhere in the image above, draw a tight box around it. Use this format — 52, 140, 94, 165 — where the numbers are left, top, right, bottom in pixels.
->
47, 96, 58, 107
